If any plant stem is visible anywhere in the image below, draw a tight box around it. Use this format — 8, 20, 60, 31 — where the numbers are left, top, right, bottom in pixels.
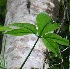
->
20, 37, 39, 69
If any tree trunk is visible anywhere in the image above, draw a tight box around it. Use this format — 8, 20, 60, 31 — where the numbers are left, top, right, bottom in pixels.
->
2, 0, 60, 69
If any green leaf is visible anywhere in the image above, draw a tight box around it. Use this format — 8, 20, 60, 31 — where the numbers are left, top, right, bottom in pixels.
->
43, 33, 69, 46
42, 38, 61, 57
4, 28, 34, 36
36, 12, 51, 35
69, 25, 70, 31
36, 12, 59, 36
0, 25, 13, 31
9, 23, 37, 34
42, 22, 59, 35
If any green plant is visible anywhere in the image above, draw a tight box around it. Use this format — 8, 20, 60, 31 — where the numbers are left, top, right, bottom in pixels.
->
0, 12, 69, 69
0, 55, 7, 69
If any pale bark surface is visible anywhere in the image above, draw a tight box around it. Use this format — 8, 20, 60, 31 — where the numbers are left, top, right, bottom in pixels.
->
2, 0, 60, 69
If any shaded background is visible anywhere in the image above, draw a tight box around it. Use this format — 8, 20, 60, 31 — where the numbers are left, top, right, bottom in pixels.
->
0, 0, 7, 54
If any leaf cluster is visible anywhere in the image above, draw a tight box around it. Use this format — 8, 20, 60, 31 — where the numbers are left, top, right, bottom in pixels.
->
0, 12, 69, 58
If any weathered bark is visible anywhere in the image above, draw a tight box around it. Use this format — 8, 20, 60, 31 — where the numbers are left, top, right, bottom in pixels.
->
2, 0, 60, 69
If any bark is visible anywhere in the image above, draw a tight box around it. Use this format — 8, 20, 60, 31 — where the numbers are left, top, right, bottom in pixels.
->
2, 0, 60, 69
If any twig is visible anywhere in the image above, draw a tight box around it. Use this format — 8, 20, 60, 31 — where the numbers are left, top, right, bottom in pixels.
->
20, 37, 39, 69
